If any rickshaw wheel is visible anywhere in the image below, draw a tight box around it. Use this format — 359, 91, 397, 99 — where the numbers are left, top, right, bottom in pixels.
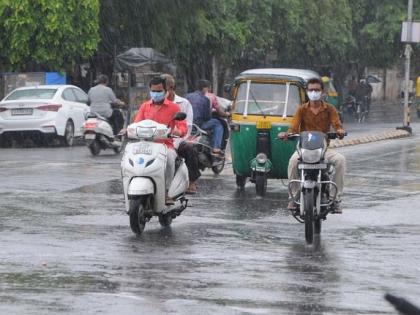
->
255, 173, 267, 196
236, 175, 247, 189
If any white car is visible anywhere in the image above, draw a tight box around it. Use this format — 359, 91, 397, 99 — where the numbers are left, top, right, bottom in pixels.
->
0, 85, 89, 146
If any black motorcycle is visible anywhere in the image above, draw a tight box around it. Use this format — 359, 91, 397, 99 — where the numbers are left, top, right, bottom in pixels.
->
190, 117, 230, 175
286, 131, 346, 244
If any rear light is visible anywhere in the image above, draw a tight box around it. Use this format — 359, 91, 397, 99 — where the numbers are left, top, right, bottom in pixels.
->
37, 104, 62, 112
83, 121, 98, 129
0, 107, 7, 112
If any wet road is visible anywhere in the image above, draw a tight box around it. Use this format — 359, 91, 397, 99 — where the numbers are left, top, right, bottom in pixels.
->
0, 123, 419, 314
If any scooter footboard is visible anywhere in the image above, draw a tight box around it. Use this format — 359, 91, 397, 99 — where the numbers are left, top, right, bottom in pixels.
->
128, 177, 154, 196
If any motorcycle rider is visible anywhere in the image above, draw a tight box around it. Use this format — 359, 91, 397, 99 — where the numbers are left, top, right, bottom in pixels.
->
161, 73, 201, 194
88, 74, 125, 135
185, 79, 224, 156
133, 76, 187, 204
278, 77, 346, 213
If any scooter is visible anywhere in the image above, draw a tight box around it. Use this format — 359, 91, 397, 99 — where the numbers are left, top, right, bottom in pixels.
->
83, 109, 127, 156
121, 113, 189, 235
285, 131, 346, 244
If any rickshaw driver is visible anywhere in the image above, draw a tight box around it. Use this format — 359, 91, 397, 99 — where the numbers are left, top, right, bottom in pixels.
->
278, 77, 346, 213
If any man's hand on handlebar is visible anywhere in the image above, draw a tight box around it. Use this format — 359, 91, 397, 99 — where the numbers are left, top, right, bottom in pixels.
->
337, 129, 346, 139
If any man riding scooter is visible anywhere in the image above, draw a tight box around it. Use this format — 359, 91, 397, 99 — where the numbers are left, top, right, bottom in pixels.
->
88, 74, 125, 135
133, 76, 187, 205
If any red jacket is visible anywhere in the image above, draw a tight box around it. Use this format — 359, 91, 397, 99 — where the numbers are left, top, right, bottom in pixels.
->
134, 98, 187, 148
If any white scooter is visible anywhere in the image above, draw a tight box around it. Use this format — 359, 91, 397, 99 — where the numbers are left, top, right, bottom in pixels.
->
121, 113, 189, 235
83, 110, 126, 156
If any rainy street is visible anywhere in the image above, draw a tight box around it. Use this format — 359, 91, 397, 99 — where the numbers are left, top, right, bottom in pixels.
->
0, 122, 419, 315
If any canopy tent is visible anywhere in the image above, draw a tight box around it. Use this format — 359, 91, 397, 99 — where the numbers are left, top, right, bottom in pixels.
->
114, 47, 175, 73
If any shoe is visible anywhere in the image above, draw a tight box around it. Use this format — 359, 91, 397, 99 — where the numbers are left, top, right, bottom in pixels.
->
287, 199, 297, 210
211, 149, 223, 157
186, 181, 197, 194
165, 197, 175, 205
331, 200, 343, 214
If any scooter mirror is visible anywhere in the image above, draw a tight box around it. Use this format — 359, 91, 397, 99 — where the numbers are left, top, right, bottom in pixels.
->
173, 112, 187, 121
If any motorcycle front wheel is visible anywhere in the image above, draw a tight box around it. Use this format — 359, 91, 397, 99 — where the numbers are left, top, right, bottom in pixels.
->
129, 198, 146, 235
304, 190, 315, 244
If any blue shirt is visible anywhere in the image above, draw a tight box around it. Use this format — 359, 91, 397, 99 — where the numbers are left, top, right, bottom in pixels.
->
184, 91, 211, 126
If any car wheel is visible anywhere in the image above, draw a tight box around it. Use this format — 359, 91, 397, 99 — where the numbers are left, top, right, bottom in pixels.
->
62, 120, 74, 146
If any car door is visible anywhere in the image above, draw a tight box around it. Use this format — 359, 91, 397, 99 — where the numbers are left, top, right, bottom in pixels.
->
61, 87, 86, 136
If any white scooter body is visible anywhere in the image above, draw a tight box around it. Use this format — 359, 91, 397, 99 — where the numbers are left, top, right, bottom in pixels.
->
121, 120, 189, 233
83, 114, 123, 155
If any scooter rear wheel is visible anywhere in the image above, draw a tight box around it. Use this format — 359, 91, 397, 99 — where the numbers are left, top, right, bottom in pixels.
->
89, 140, 101, 156
129, 198, 146, 235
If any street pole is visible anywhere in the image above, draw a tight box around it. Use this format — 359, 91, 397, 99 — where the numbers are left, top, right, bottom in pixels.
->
399, 0, 413, 133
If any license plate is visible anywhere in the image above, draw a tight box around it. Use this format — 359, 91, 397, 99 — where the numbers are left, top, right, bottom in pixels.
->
11, 108, 33, 116
132, 144, 152, 155
298, 163, 327, 170
256, 121, 271, 129
84, 134, 96, 140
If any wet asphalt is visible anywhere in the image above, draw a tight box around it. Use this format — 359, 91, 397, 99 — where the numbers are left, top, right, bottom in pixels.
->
0, 122, 419, 314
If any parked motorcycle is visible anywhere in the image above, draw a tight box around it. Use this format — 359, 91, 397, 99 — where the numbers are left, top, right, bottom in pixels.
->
121, 113, 189, 235
83, 109, 127, 156
189, 116, 230, 175
285, 131, 346, 244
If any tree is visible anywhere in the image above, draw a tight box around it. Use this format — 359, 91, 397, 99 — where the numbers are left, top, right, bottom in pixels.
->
0, 0, 100, 71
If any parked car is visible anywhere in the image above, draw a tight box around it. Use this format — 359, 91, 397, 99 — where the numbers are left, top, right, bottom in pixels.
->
0, 85, 89, 146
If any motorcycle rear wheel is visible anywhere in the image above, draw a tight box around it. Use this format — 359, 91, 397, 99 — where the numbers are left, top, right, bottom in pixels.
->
304, 190, 314, 244
158, 213, 173, 227
129, 198, 146, 235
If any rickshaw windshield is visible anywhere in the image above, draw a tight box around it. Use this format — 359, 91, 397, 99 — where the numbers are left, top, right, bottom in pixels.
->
235, 81, 301, 116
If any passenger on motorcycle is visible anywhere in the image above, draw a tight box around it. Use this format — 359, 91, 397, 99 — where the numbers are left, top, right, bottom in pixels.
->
133, 76, 187, 204
161, 74, 201, 194
278, 77, 346, 213
87, 74, 125, 135
185, 79, 224, 156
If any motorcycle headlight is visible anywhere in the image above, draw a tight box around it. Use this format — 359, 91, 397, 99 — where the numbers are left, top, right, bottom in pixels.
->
256, 153, 267, 164
301, 148, 322, 163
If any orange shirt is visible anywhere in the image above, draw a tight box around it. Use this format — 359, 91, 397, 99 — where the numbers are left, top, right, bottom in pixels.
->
134, 98, 187, 148
288, 101, 342, 134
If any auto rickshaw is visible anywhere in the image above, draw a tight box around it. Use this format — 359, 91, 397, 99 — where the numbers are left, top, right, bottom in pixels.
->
227, 68, 321, 195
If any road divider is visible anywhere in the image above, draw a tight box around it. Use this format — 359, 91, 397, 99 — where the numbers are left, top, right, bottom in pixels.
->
329, 129, 411, 148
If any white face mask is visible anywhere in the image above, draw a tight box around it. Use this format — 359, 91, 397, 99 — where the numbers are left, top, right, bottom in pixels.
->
307, 90, 322, 101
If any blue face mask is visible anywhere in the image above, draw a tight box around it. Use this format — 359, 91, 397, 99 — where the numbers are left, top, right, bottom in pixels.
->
150, 91, 165, 103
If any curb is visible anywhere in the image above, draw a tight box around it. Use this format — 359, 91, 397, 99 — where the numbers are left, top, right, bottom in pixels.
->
329, 129, 411, 148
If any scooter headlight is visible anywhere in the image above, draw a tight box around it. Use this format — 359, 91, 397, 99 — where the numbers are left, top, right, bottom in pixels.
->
301, 148, 322, 163
136, 126, 156, 139
256, 153, 268, 164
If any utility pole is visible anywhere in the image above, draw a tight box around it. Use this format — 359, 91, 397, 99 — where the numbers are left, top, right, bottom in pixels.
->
398, 0, 414, 133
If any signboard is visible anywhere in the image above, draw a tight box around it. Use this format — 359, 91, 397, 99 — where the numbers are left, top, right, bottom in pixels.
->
401, 21, 420, 43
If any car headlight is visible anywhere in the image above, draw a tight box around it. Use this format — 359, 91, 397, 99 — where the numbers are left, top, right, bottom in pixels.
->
301, 148, 322, 163
256, 153, 268, 164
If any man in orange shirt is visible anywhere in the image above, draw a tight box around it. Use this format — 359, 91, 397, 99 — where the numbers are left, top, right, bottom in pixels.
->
279, 77, 346, 213
134, 76, 187, 203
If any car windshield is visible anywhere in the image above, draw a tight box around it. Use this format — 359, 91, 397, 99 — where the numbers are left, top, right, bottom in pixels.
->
235, 81, 301, 116
5, 88, 57, 100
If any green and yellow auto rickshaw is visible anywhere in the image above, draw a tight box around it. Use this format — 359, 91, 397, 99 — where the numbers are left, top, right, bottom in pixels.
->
228, 68, 321, 196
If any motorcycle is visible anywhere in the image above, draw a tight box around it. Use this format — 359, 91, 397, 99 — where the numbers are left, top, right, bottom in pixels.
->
121, 113, 189, 235
83, 108, 127, 156
189, 114, 230, 175
285, 131, 346, 244
342, 95, 367, 123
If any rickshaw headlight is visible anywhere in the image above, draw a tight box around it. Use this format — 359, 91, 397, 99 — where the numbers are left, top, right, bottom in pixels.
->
256, 153, 268, 164
301, 148, 322, 163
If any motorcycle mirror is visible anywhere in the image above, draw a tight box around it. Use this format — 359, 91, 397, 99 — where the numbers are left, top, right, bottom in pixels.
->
173, 112, 187, 121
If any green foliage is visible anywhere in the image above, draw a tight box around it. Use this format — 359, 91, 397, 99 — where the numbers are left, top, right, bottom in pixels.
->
0, 0, 100, 71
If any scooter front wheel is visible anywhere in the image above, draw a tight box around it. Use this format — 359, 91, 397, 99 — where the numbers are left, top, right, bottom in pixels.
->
129, 198, 146, 235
